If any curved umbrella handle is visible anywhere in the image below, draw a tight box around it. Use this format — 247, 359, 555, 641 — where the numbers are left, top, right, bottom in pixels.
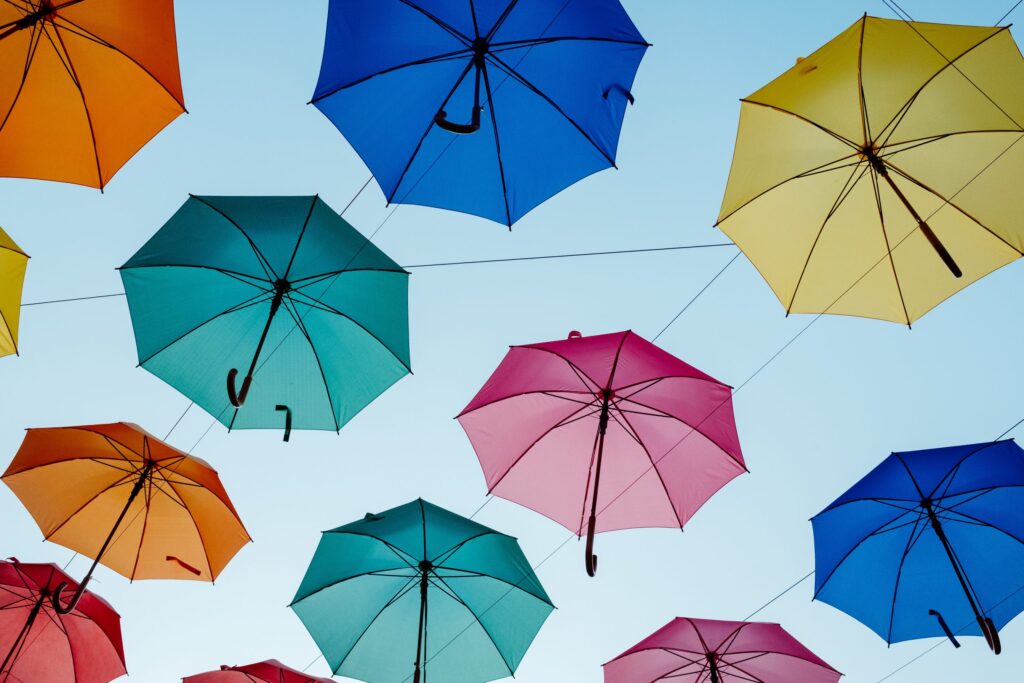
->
981, 616, 1001, 654
51, 580, 87, 615
585, 514, 598, 577
227, 368, 252, 407
276, 405, 292, 442
603, 84, 635, 105
435, 106, 482, 135
929, 609, 961, 648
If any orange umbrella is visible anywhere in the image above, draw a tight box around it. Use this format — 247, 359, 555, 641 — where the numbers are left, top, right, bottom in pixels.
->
2, 422, 250, 613
0, 0, 185, 188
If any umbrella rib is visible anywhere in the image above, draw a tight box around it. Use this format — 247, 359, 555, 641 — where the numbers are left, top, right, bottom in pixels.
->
136, 289, 274, 366
516, 344, 602, 390
738, 100, 861, 150
288, 267, 409, 285
879, 129, 1024, 156
485, 0, 522, 41
485, 51, 616, 167
330, 575, 421, 672
489, 35, 650, 49
480, 59, 513, 225
607, 408, 685, 529
50, 13, 186, 109
429, 531, 499, 566
128, 472, 154, 580
425, 573, 516, 676
885, 509, 929, 643
286, 289, 412, 374
883, 158, 1024, 256
310, 48, 473, 104
617, 394, 746, 468
0, 21, 42, 137
279, 295, 342, 432
188, 196, 279, 281
873, 26, 1019, 144
397, 0, 471, 45
282, 196, 320, 281
856, 15, 871, 144
119, 263, 274, 291
868, 164, 911, 325
39, 468, 139, 542
45, 22, 104, 187
786, 160, 872, 314
163, 479, 217, 579
935, 504, 1024, 548
387, 57, 476, 205
929, 441, 1007, 501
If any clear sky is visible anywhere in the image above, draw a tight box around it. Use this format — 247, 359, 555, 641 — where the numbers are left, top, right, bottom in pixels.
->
2, 0, 1023, 681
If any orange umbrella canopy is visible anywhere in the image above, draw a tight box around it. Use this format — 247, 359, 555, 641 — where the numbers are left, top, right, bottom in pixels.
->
2, 423, 250, 585
0, 0, 185, 188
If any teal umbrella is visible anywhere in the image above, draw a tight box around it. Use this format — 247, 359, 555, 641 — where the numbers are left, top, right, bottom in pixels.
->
120, 195, 410, 439
290, 499, 554, 683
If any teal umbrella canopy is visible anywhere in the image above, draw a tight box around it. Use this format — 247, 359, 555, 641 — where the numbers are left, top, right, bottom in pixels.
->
290, 499, 554, 683
120, 195, 410, 436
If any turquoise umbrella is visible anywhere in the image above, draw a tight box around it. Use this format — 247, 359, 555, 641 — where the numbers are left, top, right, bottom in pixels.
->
290, 499, 554, 683
120, 195, 410, 439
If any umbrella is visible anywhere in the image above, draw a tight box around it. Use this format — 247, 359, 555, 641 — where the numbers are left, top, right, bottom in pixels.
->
812, 439, 1024, 654
182, 659, 334, 683
311, 0, 649, 226
0, 228, 28, 358
119, 195, 411, 440
457, 330, 745, 576
716, 15, 1024, 324
0, 0, 185, 188
2, 422, 251, 614
290, 498, 553, 683
0, 558, 126, 683
603, 617, 842, 683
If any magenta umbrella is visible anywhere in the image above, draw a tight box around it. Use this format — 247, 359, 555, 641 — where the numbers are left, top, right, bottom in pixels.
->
182, 659, 335, 683
457, 330, 745, 576
604, 617, 842, 683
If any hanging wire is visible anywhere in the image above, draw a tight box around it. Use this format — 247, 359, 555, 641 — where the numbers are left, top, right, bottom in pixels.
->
652, 250, 741, 342
996, 0, 1023, 24
20, 292, 125, 307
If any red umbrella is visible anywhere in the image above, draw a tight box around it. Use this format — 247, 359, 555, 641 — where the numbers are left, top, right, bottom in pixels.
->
0, 558, 126, 683
604, 617, 841, 683
182, 660, 334, 683
458, 330, 745, 576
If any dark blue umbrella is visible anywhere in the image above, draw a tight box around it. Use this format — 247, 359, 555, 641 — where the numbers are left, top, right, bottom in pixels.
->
812, 440, 1024, 654
311, 0, 649, 226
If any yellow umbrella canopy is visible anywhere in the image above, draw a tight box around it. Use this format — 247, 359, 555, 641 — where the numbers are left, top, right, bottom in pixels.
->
717, 15, 1024, 324
0, 227, 28, 357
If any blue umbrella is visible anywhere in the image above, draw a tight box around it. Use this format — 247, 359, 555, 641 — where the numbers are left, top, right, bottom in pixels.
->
311, 0, 649, 226
812, 440, 1024, 654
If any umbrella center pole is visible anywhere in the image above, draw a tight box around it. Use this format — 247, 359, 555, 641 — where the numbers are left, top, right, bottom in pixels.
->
227, 280, 290, 407
52, 460, 155, 615
0, 1, 55, 40
706, 652, 721, 683
0, 588, 48, 676
413, 560, 432, 683
922, 499, 1000, 653
585, 391, 613, 577
861, 146, 962, 278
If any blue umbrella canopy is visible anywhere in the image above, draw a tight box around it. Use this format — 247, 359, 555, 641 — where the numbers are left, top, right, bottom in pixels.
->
312, 0, 649, 226
812, 440, 1024, 653
290, 499, 553, 683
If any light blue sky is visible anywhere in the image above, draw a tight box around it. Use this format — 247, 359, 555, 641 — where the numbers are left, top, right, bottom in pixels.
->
3, 0, 1023, 681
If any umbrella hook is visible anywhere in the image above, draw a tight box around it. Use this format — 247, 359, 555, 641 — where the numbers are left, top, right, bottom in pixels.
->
585, 390, 613, 577
603, 85, 635, 106
435, 42, 486, 135
228, 280, 289, 407
928, 609, 961, 648
51, 460, 154, 615
276, 405, 292, 442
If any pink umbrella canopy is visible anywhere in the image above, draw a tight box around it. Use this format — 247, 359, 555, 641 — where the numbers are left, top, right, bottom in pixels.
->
0, 558, 126, 683
604, 617, 842, 683
182, 659, 335, 683
457, 330, 745, 575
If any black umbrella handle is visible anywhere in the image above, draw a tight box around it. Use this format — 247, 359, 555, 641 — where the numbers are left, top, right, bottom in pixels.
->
227, 369, 252, 407
603, 84, 635, 105
435, 107, 481, 135
981, 616, 1001, 654
276, 405, 292, 442
585, 514, 598, 577
929, 609, 961, 648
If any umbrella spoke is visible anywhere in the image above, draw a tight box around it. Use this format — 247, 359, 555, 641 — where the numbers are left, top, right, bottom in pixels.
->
885, 511, 929, 643
279, 295, 341, 431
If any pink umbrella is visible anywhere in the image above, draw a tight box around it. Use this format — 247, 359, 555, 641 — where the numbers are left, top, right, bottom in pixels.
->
604, 617, 842, 683
457, 330, 745, 576
182, 659, 334, 683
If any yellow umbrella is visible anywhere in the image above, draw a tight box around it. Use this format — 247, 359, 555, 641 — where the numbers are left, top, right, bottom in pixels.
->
0, 227, 28, 357
717, 15, 1024, 324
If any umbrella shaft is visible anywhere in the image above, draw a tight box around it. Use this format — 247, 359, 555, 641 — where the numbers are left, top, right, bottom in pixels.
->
244, 289, 286, 381
587, 397, 612, 522
414, 572, 429, 683
0, 592, 46, 675
925, 504, 986, 624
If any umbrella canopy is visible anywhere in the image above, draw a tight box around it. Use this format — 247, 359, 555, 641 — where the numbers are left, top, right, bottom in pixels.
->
457, 330, 745, 575
182, 659, 334, 683
120, 195, 411, 439
290, 498, 553, 683
812, 439, 1024, 653
603, 617, 841, 683
0, 0, 185, 188
2, 422, 251, 613
716, 15, 1024, 324
0, 228, 28, 358
0, 558, 126, 683
312, 0, 649, 226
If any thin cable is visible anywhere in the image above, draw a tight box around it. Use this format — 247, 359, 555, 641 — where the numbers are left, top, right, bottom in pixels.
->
20, 292, 124, 307
404, 243, 734, 269
652, 250, 741, 342
996, 0, 1023, 24
339, 176, 373, 217
163, 402, 192, 441
744, 571, 815, 621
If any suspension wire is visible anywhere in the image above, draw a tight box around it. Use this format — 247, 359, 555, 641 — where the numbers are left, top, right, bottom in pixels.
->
744, 571, 816, 621
20, 292, 125, 307
996, 0, 1023, 24
652, 250, 741, 342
